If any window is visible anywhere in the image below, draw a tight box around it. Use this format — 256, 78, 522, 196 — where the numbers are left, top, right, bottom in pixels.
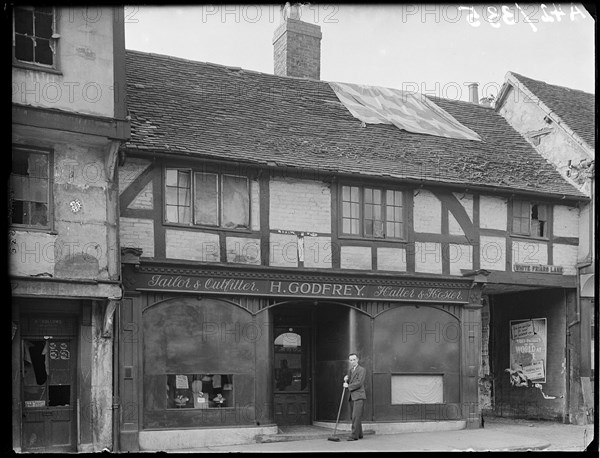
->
10, 147, 51, 228
166, 374, 233, 409
13, 6, 57, 67
341, 185, 404, 239
512, 200, 548, 237
165, 168, 250, 229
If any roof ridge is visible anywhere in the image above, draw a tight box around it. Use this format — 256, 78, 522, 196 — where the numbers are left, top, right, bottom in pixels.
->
509, 71, 595, 97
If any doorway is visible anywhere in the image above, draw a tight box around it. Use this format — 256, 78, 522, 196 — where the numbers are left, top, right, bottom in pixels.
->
272, 304, 313, 425
21, 332, 77, 452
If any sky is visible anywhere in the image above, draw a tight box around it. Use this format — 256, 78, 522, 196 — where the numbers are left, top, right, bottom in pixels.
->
123, 3, 595, 102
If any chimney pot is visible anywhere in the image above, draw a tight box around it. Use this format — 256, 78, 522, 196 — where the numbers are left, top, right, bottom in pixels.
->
468, 83, 479, 104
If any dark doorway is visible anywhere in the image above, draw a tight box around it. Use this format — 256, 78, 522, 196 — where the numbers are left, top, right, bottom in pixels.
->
21, 333, 77, 452
273, 304, 313, 425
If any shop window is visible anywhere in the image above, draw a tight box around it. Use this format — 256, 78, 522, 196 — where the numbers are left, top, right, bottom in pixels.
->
391, 374, 443, 404
340, 185, 404, 239
165, 168, 249, 229
10, 147, 51, 228
166, 374, 233, 409
13, 6, 58, 68
512, 200, 548, 238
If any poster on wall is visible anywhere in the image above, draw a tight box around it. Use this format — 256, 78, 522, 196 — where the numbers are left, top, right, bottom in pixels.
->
509, 318, 547, 384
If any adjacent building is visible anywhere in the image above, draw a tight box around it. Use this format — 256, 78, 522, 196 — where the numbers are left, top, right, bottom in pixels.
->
494, 72, 595, 424
114, 11, 588, 451
10, 6, 130, 452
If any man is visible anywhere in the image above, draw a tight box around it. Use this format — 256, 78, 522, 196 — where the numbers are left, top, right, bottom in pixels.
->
343, 353, 366, 441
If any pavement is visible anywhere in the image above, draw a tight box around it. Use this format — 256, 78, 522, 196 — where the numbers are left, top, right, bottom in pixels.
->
168, 416, 596, 453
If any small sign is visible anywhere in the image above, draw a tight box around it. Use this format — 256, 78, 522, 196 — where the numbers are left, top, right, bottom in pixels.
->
25, 400, 46, 408
521, 361, 545, 380
175, 375, 189, 389
511, 320, 535, 340
513, 263, 563, 274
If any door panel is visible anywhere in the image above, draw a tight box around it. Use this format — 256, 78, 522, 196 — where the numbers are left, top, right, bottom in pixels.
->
21, 337, 77, 452
273, 326, 311, 425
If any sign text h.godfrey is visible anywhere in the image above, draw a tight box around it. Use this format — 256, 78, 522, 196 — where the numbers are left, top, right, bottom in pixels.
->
143, 273, 468, 303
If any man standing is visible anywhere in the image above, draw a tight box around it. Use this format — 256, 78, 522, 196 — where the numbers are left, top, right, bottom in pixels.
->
343, 353, 366, 440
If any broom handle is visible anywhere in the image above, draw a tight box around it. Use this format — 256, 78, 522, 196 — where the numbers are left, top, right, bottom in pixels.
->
333, 386, 346, 434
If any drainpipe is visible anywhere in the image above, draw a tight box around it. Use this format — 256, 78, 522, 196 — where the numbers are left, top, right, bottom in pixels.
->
112, 307, 120, 452
564, 289, 570, 424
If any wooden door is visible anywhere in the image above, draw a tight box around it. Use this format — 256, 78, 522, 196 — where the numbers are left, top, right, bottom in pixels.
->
273, 326, 311, 425
21, 337, 77, 452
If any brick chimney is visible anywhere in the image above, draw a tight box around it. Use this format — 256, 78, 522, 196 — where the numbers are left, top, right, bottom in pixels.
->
273, 3, 322, 79
468, 83, 479, 104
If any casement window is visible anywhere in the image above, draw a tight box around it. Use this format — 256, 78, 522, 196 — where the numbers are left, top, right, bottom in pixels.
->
512, 200, 548, 238
340, 185, 404, 239
165, 168, 250, 229
13, 6, 58, 68
10, 147, 51, 228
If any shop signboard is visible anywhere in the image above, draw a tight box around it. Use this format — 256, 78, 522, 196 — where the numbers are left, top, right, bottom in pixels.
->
132, 270, 471, 303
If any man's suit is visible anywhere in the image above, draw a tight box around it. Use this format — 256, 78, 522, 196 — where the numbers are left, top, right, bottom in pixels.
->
346, 364, 366, 439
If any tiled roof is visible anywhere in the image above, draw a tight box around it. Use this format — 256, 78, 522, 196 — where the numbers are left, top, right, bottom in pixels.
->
510, 72, 595, 150
123, 50, 585, 198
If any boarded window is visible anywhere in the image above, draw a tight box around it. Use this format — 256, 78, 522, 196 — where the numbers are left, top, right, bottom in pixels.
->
194, 172, 218, 226
391, 374, 443, 404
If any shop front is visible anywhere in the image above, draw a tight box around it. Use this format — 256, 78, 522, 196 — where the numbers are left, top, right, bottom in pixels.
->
117, 261, 484, 451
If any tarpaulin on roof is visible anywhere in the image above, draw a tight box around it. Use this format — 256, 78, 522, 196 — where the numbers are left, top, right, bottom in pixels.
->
329, 82, 482, 142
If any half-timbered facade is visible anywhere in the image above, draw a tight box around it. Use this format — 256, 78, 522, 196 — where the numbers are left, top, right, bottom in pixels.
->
10, 5, 130, 453
115, 15, 588, 451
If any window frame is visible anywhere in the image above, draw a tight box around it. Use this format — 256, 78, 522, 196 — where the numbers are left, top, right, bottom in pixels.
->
10, 145, 53, 231
163, 167, 252, 232
510, 199, 550, 240
338, 183, 406, 241
12, 6, 60, 72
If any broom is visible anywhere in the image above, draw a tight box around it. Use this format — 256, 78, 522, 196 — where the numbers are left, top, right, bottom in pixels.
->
327, 386, 346, 441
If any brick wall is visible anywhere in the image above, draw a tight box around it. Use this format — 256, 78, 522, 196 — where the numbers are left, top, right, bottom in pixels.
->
128, 182, 153, 210
480, 195, 508, 230
273, 18, 321, 79
413, 190, 441, 233
165, 229, 219, 262
119, 157, 152, 195
120, 217, 154, 257
226, 237, 261, 265
269, 177, 331, 233
415, 242, 443, 274
553, 205, 579, 237
480, 236, 507, 271
376, 247, 406, 272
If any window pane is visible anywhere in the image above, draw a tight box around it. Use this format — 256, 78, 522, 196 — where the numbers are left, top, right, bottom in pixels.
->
29, 177, 48, 203
166, 206, 178, 223
28, 153, 48, 178
537, 205, 547, 221
14, 8, 33, 34
165, 187, 178, 205
350, 186, 359, 201
364, 188, 373, 204
179, 206, 191, 225
166, 169, 179, 186
11, 200, 27, 225
343, 219, 350, 233
194, 173, 218, 226
373, 189, 382, 204
15, 35, 34, 62
222, 175, 249, 228
351, 220, 359, 235
342, 202, 351, 217
342, 186, 350, 201
178, 170, 190, 188
35, 11, 53, 38
364, 219, 373, 236
35, 39, 53, 65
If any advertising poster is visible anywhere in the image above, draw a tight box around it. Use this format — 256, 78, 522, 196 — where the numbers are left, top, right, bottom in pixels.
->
509, 318, 547, 384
